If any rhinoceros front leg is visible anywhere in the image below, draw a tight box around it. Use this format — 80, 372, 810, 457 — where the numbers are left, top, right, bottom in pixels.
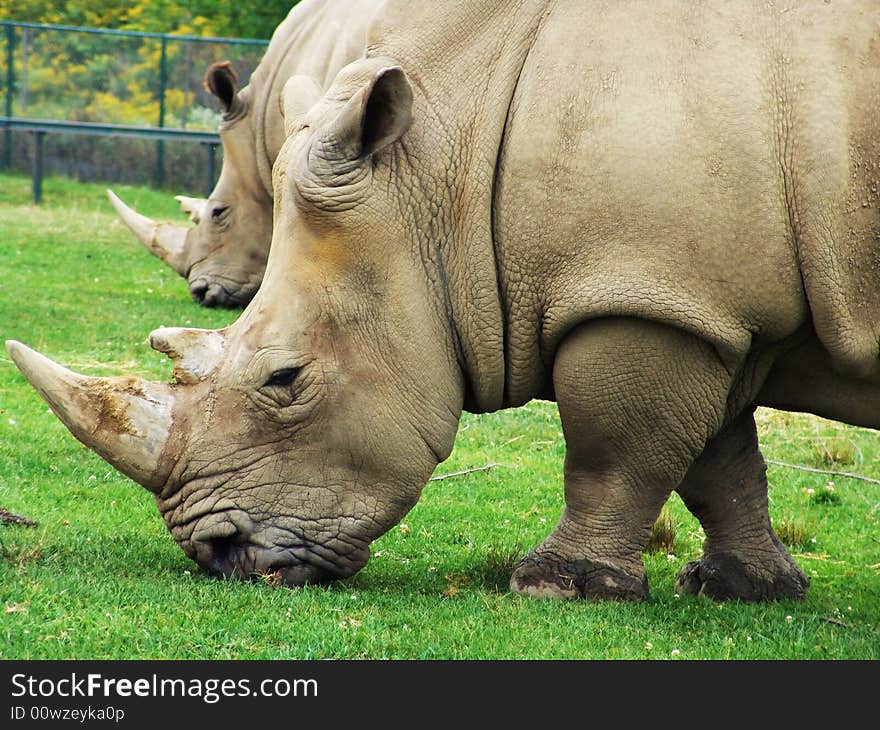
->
674, 409, 809, 601
510, 318, 732, 601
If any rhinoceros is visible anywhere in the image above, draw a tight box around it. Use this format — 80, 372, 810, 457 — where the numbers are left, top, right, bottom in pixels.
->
7, 0, 880, 601
107, 0, 380, 307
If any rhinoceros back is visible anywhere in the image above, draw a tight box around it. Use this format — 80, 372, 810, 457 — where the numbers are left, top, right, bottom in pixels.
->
497, 0, 880, 397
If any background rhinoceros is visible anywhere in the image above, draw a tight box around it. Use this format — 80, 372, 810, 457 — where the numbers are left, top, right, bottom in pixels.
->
8, 0, 880, 602
108, 0, 381, 307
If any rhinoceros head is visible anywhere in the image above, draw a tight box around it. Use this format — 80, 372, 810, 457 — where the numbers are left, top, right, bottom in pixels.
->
108, 62, 281, 308
9, 59, 466, 585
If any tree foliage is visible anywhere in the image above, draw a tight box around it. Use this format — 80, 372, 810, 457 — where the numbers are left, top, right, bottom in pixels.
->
0, 0, 298, 40
0, 1, 295, 189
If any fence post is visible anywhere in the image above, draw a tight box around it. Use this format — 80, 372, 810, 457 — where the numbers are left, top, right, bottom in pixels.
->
4, 24, 15, 169
206, 142, 217, 197
32, 130, 44, 203
156, 34, 168, 188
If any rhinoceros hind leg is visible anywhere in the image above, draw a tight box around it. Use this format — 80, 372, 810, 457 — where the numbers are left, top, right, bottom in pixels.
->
674, 410, 809, 601
510, 318, 733, 601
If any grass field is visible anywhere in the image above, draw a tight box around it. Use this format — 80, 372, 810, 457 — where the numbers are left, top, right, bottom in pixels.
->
1, 172, 878, 660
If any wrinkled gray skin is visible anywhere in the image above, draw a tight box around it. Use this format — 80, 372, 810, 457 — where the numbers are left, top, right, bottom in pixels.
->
108, 0, 380, 307
8, 0, 880, 600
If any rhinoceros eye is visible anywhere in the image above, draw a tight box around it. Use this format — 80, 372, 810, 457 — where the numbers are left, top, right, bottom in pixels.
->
211, 204, 230, 221
263, 367, 300, 388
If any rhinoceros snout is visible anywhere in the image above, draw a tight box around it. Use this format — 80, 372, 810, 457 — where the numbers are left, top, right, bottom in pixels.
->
188, 278, 243, 308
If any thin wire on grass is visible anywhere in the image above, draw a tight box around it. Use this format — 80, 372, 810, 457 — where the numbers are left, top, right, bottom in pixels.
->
430, 463, 500, 481
765, 459, 880, 486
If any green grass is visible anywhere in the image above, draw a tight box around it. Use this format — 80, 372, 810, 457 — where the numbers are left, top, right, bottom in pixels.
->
1, 172, 879, 659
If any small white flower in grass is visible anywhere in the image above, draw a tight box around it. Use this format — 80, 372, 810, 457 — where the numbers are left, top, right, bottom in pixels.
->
666, 553, 676, 562
746, 636, 752, 642
23, 630, 29, 635
183, 570, 191, 576
811, 570, 818, 576
785, 615, 793, 623
399, 523, 411, 535
645, 642, 653, 651
7, 418, 15, 426
671, 649, 681, 657
806, 488, 815, 495
539, 518, 547, 524
350, 594, 358, 600
811, 537, 817, 543
88, 475, 96, 481
673, 593, 680, 599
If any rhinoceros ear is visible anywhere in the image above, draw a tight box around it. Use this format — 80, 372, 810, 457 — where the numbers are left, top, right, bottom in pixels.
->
205, 61, 246, 121
323, 66, 413, 162
280, 74, 323, 137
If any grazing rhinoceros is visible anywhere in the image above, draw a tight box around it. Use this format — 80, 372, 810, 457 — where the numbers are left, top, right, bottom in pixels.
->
8, 0, 880, 601
108, 0, 380, 307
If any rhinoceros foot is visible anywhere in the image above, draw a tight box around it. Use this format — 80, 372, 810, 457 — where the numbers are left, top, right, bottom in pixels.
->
509, 554, 648, 601
675, 550, 809, 602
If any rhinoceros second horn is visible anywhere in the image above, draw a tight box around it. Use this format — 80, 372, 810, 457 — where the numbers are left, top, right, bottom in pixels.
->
5, 340, 174, 492
106, 189, 189, 276
174, 195, 209, 225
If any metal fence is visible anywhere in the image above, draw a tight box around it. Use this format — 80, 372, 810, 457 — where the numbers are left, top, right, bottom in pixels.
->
0, 21, 270, 196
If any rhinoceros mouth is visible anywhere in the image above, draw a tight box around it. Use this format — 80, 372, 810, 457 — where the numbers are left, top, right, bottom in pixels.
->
201, 540, 341, 586
182, 519, 369, 587
160, 475, 376, 586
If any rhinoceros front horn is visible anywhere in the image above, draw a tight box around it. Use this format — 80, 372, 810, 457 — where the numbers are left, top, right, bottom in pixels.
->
5, 341, 176, 493
107, 189, 190, 277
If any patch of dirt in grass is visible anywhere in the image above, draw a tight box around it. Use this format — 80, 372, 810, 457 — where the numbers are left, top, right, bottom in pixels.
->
0, 508, 38, 527
0, 538, 43, 567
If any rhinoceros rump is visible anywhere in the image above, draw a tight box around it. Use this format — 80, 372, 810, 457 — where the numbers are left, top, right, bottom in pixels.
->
109, 0, 381, 307
9, 0, 880, 601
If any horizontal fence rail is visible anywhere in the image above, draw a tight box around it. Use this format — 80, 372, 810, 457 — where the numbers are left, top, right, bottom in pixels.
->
1, 20, 271, 46
1, 117, 221, 143
0, 20, 270, 199
1, 117, 220, 202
